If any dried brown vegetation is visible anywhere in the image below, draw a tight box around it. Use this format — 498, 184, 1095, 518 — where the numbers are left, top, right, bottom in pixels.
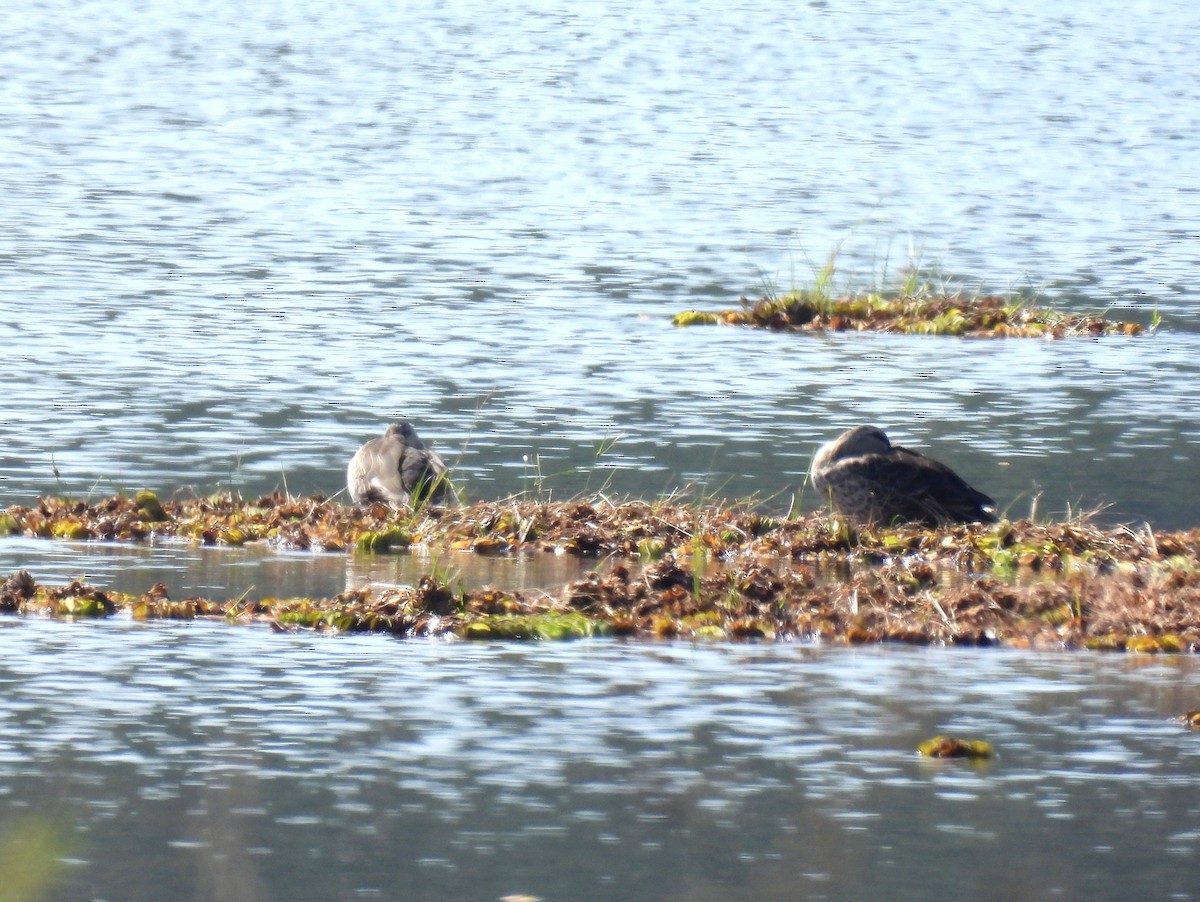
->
4, 492, 1200, 648
3, 550, 1200, 649
672, 293, 1147, 338
3, 492, 1191, 570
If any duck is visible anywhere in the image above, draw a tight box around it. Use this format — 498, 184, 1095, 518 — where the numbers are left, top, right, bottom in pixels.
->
809, 425, 996, 527
347, 421, 456, 508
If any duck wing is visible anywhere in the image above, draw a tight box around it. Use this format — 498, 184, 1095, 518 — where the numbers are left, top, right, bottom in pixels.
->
398, 444, 454, 506
837, 448, 995, 526
348, 433, 412, 504
884, 445, 996, 524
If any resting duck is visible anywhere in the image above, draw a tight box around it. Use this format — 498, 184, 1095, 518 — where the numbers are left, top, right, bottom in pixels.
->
347, 421, 456, 508
810, 425, 996, 526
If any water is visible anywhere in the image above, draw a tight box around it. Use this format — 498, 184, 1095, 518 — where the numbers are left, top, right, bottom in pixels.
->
1, 623, 1198, 902
0, 535, 598, 601
4, 1, 1200, 897
2, 0, 1199, 528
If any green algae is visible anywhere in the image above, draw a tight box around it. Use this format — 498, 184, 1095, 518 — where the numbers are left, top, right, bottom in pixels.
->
134, 490, 168, 522
638, 538, 667, 560
670, 310, 722, 326
354, 527, 415, 553
275, 606, 364, 633
53, 594, 113, 617
50, 519, 91, 541
918, 736, 994, 759
461, 612, 606, 641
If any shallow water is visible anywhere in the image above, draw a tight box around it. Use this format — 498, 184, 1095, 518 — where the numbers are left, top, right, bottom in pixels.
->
2, 0, 1199, 529
4, 1, 1200, 897
0, 535, 596, 602
2, 623, 1199, 902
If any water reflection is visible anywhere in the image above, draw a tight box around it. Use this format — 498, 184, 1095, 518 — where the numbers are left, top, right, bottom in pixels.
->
0, 536, 608, 603
1, 624, 1198, 901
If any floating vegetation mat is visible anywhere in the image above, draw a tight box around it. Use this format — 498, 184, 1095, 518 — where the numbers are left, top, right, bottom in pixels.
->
918, 736, 995, 759
4, 492, 1200, 648
672, 291, 1149, 338
5, 492, 1196, 565
4, 551, 1200, 649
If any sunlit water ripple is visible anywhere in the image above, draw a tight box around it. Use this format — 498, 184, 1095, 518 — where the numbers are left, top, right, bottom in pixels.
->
2, 623, 1199, 900
2, 0, 1199, 528
4, 1, 1200, 898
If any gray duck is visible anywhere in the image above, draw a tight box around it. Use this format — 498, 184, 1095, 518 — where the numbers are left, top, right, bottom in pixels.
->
347, 421, 456, 507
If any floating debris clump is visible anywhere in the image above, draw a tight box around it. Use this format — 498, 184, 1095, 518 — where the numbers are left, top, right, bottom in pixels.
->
918, 736, 995, 759
672, 291, 1149, 338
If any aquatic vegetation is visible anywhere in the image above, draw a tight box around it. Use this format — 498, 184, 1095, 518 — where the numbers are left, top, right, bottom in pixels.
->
134, 489, 168, 522
5, 490, 1200, 647
354, 527, 415, 553
918, 736, 995, 759
4, 494, 1195, 570
2, 574, 119, 618
461, 611, 605, 640
50, 518, 91, 540
4, 492, 1198, 572
6, 529, 1200, 647
673, 291, 1149, 338
638, 537, 667, 560
0, 570, 35, 612
670, 310, 722, 326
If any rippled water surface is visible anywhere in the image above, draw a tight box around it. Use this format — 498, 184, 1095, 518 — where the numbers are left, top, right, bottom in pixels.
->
2, 624, 1199, 902
3, 0, 1199, 528
4, 1, 1200, 897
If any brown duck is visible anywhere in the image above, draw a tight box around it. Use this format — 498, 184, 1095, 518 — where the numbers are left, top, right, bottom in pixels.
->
810, 425, 997, 527
347, 421, 456, 508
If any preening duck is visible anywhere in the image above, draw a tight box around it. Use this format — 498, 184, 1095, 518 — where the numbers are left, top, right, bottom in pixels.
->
347, 421, 456, 508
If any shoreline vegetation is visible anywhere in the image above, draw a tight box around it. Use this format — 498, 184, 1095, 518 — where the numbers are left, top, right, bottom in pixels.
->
4, 492, 1200, 650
